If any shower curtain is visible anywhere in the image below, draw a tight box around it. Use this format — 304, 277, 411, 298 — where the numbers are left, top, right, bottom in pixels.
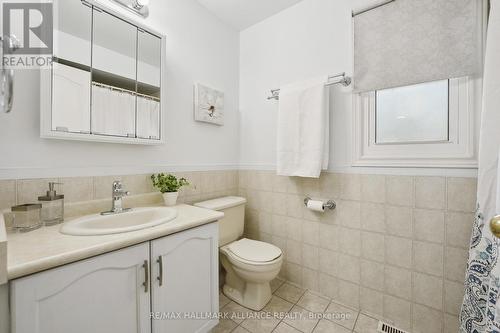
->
460, 0, 500, 331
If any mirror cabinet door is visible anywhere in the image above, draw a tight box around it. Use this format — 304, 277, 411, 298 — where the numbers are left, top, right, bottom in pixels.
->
91, 8, 137, 138
51, 0, 92, 134
137, 30, 161, 140
46, 1, 163, 143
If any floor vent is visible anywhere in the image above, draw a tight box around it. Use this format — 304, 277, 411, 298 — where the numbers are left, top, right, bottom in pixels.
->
377, 321, 410, 333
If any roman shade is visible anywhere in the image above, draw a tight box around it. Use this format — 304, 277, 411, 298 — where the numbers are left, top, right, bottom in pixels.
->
353, 0, 483, 92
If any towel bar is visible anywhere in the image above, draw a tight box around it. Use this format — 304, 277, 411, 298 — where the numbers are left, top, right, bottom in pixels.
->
267, 72, 351, 100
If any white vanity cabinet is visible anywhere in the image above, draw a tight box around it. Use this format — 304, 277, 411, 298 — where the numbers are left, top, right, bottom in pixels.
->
10, 243, 151, 333
9, 223, 219, 333
151, 223, 219, 333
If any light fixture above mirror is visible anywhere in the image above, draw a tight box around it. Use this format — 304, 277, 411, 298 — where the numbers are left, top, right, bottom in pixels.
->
110, 0, 149, 18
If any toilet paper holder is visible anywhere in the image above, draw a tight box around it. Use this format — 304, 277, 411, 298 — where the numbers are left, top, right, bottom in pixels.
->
304, 197, 336, 210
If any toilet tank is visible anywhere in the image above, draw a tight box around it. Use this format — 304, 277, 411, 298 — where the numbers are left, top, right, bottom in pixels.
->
194, 196, 247, 246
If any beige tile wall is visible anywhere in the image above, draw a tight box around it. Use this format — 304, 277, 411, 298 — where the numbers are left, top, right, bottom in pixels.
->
0, 169, 475, 333
238, 171, 476, 333
0, 170, 239, 212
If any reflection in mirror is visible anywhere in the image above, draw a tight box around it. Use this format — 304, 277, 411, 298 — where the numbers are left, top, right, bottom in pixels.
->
137, 30, 161, 87
92, 9, 136, 79
52, 63, 91, 133
91, 9, 137, 137
53, 0, 91, 66
52, 0, 92, 133
137, 30, 161, 140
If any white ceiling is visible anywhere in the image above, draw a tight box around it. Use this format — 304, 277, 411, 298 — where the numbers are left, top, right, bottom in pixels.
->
196, 0, 304, 31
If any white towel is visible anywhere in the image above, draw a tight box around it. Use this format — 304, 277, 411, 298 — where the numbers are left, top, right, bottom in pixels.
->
276, 76, 329, 178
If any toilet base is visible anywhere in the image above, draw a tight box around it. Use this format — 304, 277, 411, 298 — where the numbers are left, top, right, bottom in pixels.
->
220, 254, 274, 311
222, 279, 272, 311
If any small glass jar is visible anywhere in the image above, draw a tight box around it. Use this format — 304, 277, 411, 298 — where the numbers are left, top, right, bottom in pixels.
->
11, 204, 42, 232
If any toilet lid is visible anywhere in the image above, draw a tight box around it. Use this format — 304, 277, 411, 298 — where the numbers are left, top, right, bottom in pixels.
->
226, 238, 282, 263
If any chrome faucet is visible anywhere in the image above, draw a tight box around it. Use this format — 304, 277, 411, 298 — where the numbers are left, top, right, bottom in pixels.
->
101, 181, 131, 215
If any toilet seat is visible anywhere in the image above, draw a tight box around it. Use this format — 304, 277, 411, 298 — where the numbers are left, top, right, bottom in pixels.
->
221, 238, 282, 266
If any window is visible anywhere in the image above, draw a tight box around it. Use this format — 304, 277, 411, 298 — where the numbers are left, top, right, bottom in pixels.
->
375, 80, 449, 144
352, 77, 479, 168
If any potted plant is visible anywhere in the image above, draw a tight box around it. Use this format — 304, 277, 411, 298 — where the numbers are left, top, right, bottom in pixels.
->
151, 173, 190, 206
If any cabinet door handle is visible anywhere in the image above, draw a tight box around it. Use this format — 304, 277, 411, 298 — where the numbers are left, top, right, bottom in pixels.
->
157, 256, 163, 287
142, 260, 149, 293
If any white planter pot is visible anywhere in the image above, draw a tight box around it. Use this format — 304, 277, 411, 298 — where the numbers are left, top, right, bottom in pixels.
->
162, 192, 179, 207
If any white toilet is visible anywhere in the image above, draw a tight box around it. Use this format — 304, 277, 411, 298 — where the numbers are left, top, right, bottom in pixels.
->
194, 196, 283, 311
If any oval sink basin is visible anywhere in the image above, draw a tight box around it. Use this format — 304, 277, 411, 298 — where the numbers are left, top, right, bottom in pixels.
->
60, 207, 177, 236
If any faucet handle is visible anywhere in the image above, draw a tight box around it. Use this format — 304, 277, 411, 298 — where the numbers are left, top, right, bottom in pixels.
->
112, 181, 130, 196
101, 180, 132, 215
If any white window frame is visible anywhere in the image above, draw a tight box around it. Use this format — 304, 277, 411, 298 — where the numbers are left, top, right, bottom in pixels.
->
352, 77, 480, 168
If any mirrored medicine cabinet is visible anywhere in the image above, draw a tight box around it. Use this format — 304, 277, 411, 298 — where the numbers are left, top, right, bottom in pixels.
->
40, 0, 165, 144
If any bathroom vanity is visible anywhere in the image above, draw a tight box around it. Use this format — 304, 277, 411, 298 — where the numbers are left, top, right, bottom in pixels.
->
0, 204, 223, 333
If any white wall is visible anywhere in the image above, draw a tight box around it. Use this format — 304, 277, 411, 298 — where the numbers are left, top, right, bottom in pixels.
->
239, 0, 479, 177
0, 0, 240, 179
0, 0, 480, 179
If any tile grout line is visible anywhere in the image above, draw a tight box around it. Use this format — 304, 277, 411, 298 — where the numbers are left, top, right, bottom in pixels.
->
351, 311, 361, 333
227, 280, 298, 333
272, 284, 301, 333
242, 172, 472, 332
410, 175, 416, 331
280, 285, 358, 333
269, 280, 290, 333
221, 283, 375, 333
15, 179, 19, 205
310, 297, 336, 333
441, 178, 449, 333
275, 284, 306, 332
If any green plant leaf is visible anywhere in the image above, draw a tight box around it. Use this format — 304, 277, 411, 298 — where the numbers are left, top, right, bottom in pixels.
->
151, 173, 190, 193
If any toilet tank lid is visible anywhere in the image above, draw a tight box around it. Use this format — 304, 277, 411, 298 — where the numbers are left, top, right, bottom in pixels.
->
194, 196, 247, 211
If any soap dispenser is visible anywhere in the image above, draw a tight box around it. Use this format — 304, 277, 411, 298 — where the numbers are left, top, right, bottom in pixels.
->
38, 182, 64, 226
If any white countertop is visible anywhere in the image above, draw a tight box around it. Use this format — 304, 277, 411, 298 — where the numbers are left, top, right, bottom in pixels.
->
5, 204, 223, 280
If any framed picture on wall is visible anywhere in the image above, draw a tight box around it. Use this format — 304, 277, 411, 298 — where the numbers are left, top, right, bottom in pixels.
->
194, 83, 224, 126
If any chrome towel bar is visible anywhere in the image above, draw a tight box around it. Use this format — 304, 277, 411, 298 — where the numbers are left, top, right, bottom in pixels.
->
267, 72, 351, 100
